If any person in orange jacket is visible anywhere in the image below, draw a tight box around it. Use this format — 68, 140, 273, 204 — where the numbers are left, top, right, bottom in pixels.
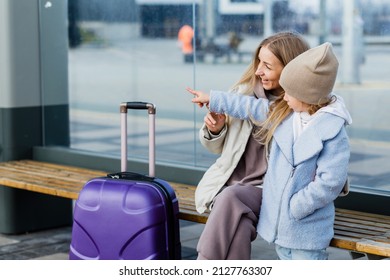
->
178, 25, 194, 63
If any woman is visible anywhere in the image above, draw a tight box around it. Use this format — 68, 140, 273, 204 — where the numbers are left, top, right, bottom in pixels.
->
191, 31, 310, 260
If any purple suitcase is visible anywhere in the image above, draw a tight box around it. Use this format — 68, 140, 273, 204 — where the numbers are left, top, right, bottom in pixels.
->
69, 102, 181, 260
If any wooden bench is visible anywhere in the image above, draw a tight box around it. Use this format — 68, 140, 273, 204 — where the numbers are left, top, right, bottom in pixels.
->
0, 159, 389, 259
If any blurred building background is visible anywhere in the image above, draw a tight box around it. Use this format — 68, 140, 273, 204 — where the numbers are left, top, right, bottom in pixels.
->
68, 0, 390, 41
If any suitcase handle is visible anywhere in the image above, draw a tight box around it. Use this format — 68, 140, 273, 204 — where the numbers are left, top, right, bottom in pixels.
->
107, 171, 154, 182
120, 102, 156, 176
120, 102, 156, 114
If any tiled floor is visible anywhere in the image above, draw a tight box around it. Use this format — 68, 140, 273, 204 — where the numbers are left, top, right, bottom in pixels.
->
0, 220, 355, 260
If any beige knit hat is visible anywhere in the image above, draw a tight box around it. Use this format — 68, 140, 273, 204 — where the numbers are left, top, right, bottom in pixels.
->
279, 42, 339, 105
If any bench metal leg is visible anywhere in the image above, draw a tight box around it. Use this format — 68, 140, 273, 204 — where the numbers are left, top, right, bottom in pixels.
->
365, 253, 386, 260
350, 251, 386, 260
349, 251, 366, 259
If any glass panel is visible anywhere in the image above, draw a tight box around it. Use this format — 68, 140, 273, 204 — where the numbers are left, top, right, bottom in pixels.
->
66, 0, 390, 194
68, 0, 199, 165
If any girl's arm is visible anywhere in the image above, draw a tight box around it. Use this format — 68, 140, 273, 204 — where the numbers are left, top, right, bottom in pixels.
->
209, 90, 269, 121
187, 87, 269, 121
186, 88, 210, 108
289, 129, 350, 220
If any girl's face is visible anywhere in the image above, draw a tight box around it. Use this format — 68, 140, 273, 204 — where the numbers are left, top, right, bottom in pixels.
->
283, 92, 310, 112
255, 46, 284, 94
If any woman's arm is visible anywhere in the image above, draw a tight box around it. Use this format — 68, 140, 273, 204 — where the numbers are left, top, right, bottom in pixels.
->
199, 122, 227, 154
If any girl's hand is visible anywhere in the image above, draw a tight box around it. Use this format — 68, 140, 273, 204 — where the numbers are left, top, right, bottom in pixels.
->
186, 87, 210, 108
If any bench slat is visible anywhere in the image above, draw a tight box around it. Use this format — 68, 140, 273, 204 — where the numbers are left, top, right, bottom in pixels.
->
331, 235, 360, 251
336, 208, 390, 226
334, 223, 386, 237
1, 171, 87, 187
336, 212, 390, 227
17, 160, 107, 176
356, 239, 390, 257
0, 178, 79, 199
333, 228, 378, 241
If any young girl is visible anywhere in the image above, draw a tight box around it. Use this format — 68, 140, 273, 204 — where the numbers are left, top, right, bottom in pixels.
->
188, 42, 352, 260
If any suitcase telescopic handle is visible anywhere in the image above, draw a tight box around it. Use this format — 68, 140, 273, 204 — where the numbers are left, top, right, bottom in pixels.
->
120, 102, 156, 176
120, 101, 156, 114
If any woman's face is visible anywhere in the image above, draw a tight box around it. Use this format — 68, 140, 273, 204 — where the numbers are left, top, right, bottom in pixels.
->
255, 46, 284, 94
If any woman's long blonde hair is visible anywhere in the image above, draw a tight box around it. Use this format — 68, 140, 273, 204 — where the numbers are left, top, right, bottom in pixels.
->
231, 31, 310, 150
